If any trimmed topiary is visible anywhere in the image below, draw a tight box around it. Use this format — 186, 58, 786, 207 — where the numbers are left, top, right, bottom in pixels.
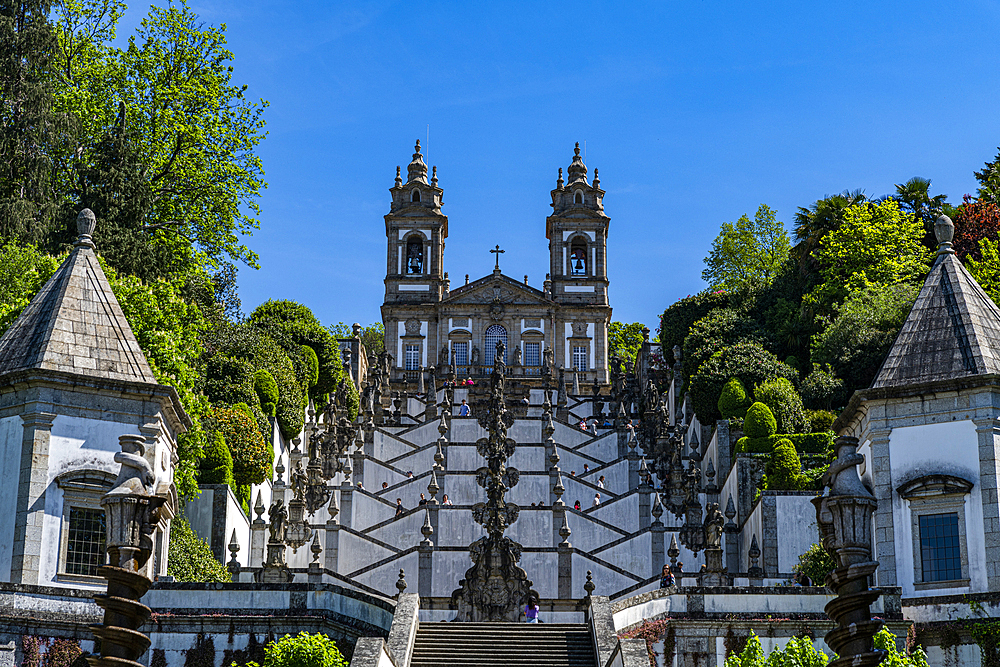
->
765, 438, 804, 490
212, 406, 272, 487
735, 432, 833, 455
167, 517, 231, 582
254, 368, 279, 417
717, 377, 751, 420
198, 431, 234, 487
233, 402, 254, 418
744, 402, 777, 439
754, 377, 807, 434
301, 344, 320, 388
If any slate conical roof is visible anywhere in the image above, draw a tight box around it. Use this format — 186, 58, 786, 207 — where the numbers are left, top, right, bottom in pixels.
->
0, 210, 157, 383
873, 215, 1000, 389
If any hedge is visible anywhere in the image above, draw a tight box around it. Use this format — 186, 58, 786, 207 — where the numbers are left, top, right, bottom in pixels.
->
735, 432, 834, 455
212, 406, 272, 487
167, 517, 231, 582
198, 432, 234, 486
254, 368, 279, 417
765, 438, 808, 490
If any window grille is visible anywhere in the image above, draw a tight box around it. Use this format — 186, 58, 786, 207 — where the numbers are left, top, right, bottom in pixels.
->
919, 513, 962, 582
524, 342, 540, 367
572, 346, 588, 372
405, 344, 420, 371
484, 325, 508, 366
452, 342, 468, 366
66, 507, 105, 576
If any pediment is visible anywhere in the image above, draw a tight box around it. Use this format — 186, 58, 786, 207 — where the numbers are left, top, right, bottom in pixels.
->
444, 274, 549, 307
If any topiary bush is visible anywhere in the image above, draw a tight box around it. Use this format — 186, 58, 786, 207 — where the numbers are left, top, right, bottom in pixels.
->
754, 377, 807, 434
658, 290, 731, 366
800, 364, 847, 410
744, 402, 777, 439
688, 341, 798, 424
717, 377, 751, 420
197, 432, 234, 487
167, 516, 231, 582
792, 543, 837, 589
735, 432, 833, 455
805, 409, 836, 433
254, 368, 279, 417
256, 632, 346, 667
211, 406, 272, 487
765, 438, 807, 490
300, 344, 319, 388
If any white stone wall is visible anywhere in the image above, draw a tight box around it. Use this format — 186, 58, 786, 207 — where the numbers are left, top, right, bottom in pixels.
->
0, 415, 23, 580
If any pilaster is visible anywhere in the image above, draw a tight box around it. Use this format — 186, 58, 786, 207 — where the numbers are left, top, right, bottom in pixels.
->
10, 411, 56, 584
868, 427, 896, 587
975, 417, 1000, 589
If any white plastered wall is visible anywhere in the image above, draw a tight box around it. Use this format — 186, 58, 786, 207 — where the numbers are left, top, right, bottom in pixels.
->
0, 415, 23, 580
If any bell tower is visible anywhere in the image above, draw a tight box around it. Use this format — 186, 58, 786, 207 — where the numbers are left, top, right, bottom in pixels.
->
545, 143, 612, 381
382, 141, 448, 378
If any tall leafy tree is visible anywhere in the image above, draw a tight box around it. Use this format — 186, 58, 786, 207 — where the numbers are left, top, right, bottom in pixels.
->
893, 176, 948, 249
608, 321, 646, 364
49, 0, 268, 278
792, 189, 867, 277
702, 204, 790, 292
0, 0, 68, 243
974, 147, 1000, 205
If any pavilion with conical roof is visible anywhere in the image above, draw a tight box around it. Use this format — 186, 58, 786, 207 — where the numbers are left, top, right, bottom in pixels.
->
0, 210, 188, 588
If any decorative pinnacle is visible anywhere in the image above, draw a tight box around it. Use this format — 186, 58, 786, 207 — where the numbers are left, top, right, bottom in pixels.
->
749, 534, 761, 561
553, 472, 565, 505
935, 214, 955, 255
557, 167, 564, 190
310, 531, 323, 563
593, 167, 600, 188
396, 569, 407, 596
328, 491, 339, 521
427, 469, 440, 502
395, 166, 402, 187
227, 530, 241, 575
421, 509, 434, 546
651, 493, 664, 523
725, 495, 736, 522
668, 534, 680, 561
75, 209, 96, 249
558, 513, 572, 548
228, 529, 240, 557
431, 165, 438, 187
254, 491, 266, 522
574, 142, 581, 156
584, 570, 596, 597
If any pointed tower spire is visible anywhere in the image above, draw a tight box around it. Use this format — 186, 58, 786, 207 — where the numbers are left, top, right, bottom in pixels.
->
567, 142, 588, 184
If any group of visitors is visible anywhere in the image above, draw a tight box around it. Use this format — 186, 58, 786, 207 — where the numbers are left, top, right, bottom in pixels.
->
441, 378, 475, 389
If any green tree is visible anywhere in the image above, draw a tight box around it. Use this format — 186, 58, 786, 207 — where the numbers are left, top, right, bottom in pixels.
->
724, 628, 926, 667
0, 241, 60, 331
974, 147, 1000, 205
754, 377, 807, 435
330, 321, 385, 356
966, 236, 1000, 306
793, 543, 836, 588
894, 177, 948, 249
250, 300, 341, 401
608, 321, 646, 364
682, 308, 764, 384
703, 204, 790, 292
49, 0, 268, 277
792, 189, 868, 277
167, 516, 231, 582
811, 199, 931, 307
688, 342, 797, 424
657, 290, 730, 366
0, 0, 68, 243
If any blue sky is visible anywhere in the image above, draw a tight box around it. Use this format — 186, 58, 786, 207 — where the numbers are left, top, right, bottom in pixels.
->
120, 1, 1000, 330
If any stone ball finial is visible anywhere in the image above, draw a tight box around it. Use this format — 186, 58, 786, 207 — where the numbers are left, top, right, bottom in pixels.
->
935, 214, 955, 254
75, 209, 96, 249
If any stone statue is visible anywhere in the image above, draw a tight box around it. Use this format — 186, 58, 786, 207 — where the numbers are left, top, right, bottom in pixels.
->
441, 345, 450, 366
542, 346, 554, 373
291, 462, 307, 501
512, 345, 522, 366
704, 502, 724, 548
106, 434, 155, 497
471, 345, 480, 366
268, 499, 287, 543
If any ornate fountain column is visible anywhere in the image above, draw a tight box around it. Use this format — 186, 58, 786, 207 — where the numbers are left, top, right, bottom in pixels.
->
88, 435, 167, 667
451, 341, 539, 621
813, 435, 885, 667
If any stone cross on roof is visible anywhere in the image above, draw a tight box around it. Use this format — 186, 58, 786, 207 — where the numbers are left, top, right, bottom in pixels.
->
490, 244, 504, 272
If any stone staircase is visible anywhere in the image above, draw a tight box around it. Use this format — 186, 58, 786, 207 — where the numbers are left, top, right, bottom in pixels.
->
410, 623, 597, 667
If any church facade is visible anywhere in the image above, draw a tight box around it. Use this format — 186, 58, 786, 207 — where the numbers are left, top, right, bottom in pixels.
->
381, 142, 612, 387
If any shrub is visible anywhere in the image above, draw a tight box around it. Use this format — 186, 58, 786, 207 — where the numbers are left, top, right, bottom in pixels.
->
800, 365, 847, 410
754, 377, 807, 434
167, 517, 231, 582
724, 627, 927, 666
689, 341, 798, 424
341, 379, 360, 421
805, 409, 835, 433
682, 308, 764, 384
793, 543, 837, 590
211, 406, 272, 486
658, 290, 730, 365
198, 432, 234, 487
233, 402, 254, 418
735, 432, 834, 455
254, 368, 279, 417
718, 377, 751, 420
256, 632, 346, 667
300, 345, 320, 388
765, 438, 808, 490
811, 283, 918, 396
744, 402, 777, 439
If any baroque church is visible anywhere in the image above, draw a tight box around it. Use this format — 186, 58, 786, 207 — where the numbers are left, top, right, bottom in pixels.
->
381, 142, 611, 387
3, 150, 1000, 667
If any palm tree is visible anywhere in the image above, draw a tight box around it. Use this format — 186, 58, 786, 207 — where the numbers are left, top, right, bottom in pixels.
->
792, 189, 868, 278
893, 177, 948, 249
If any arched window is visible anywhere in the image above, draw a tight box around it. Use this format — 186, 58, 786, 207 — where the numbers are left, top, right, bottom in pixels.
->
411, 190, 421, 202
484, 325, 508, 366
570, 240, 587, 276
406, 238, 423, 274
574, 190, 583, 204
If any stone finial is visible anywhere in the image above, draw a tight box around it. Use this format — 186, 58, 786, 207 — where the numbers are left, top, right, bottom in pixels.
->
76, 209, 97, 249
431, 165, 438, 187
396, 569, 407, 596
748, 534, 763, 577
553, 472, 565, 506
584, 570, 595, 597
651, 493, 664, 525
668, 534, 680, 568
407, 140, 428, 183
327, 491, 339, 521
593, 168, 600, 188
310, 531, 323, 563
935, 214, 955, 255
421, 509, 434, 547
274, 459, 285, 485
395, 166, 402, 187
558, 513, 572, 548
567, 142, 588, 184
724, 495, 736, 523
557, 167, 564, 190
575, 142, 581, 156
227, 530, 241, 575
254, 491, 266, 523
427, 469, 440, 503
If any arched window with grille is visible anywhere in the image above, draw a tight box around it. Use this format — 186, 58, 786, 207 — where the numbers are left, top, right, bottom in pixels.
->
483, 325, 508, 366
570, 240, 587, 276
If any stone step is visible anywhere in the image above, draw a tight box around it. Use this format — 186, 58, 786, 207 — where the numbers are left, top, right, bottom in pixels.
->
410, 623, 597, 667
